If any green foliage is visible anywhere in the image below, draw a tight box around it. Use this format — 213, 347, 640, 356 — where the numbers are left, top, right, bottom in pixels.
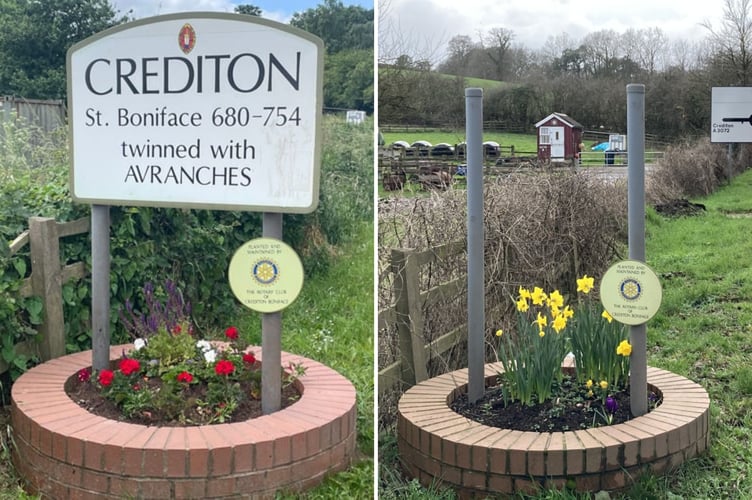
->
496, 286, 570, 406
568, 300, 630, 392
290, 0, 373, 54
325, 49, 374, 113
0, 0, 128, 99
233, 4, 261, 16
290, 0, 373, 112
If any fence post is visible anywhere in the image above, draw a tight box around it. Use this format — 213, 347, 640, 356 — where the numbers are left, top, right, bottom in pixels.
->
28, 217, 65, 361
392, 248, 428, 386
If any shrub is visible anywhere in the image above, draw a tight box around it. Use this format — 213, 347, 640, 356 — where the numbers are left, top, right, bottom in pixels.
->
647, 138, 745, 202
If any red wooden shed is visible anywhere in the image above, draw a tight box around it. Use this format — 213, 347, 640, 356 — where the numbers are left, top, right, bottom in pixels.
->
535, 112, 584, 161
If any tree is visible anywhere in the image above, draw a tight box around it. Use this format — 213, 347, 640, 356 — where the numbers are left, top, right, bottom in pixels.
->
233, 4, 262, 16
290, 0, 373, 54
439, 35, 475, 76
324, 49, 373, 113
702, 0, 752, 84
0, 0, 128, 99
479, 27, 514, 80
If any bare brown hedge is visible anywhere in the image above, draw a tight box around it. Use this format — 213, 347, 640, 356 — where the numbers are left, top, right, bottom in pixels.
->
647, 139, 750, 203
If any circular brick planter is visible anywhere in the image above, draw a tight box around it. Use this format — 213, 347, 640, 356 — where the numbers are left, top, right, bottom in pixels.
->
11, 344, 357, 499
398, 363, 709, 496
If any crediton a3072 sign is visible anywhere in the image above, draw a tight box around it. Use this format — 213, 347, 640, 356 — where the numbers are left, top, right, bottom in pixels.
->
67, 13, 324, 212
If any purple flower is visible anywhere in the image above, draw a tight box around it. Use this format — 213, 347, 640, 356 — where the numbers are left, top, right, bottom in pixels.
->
605, 396, 618, 414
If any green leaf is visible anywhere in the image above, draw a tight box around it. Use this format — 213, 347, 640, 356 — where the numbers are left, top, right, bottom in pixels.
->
13, 259, 26, 277
26, 297, 43, 325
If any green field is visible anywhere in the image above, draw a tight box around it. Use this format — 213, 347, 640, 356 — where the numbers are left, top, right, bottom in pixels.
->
381, 130, 538, 155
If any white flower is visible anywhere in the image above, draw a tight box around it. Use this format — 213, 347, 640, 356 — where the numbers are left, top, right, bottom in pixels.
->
134, 338, 146, 351
203, 349, 217, 363
196, 340, 212, 352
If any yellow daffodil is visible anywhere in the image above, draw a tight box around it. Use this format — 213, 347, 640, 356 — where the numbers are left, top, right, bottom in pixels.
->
563, 305, 574, 319
552, 314, 567, 333
539, 330, 545, 337
586, 379, 593, 389
587, 390, 594, 397
516, 297, 529, 312
549, 304, 561, 318
602, 310, 613, 323
518, 286, 531, 300
535, 311, 547, 329
495, 329, 503, 337
600, 380, 608, 390
548, 290, 564, 309
576, 275, 594, 294
616, 339, 632, 356
531, 286, 547, 306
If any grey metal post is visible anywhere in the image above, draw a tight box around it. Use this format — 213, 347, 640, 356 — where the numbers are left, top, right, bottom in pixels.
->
727, 143, 734, 183
627, 84, 648, 417
466, 88, 485, 404
262, 212, 283, 414
91, 204, 111, 371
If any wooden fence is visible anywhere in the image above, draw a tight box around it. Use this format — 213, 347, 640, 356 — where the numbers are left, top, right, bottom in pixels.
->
378, 240, 468, 395
4, 217, 90, 374
1, 96, 66, 134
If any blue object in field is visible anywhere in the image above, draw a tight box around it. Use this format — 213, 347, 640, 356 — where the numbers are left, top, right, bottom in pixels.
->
456, 165, 467, 176
591, 142, 609, 151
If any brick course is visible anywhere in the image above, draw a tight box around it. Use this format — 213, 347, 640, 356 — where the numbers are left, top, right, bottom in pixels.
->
12, 345, 356, 498
398, 363, 709, 495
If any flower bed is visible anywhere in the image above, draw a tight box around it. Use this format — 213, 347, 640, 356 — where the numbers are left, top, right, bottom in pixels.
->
12, 344, 357, 499
398, 362, 709, 495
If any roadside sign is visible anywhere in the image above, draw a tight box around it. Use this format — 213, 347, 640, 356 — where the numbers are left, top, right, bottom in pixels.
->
600, 260, 662, 326
711, 87, 752, 143
67, 13, 324, 212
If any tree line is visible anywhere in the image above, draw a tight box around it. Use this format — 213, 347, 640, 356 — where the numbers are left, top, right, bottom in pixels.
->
379, 0, 752, 140
0, 0, 373, 113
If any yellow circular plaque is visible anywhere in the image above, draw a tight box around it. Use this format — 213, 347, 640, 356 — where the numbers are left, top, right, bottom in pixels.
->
599, 260, 662, 326
228, 237, 304, 313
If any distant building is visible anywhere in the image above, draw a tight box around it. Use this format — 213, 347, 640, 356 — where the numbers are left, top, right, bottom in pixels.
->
535, 112, 584, 161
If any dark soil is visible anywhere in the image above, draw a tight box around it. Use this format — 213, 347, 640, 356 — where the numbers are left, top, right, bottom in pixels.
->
450, 377, 661, 432
654, 199, 706, 217
66, 374, 300, 427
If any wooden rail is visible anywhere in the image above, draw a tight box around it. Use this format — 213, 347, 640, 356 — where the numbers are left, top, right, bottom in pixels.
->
378, 240, 467, 394
3, 217, 90, 373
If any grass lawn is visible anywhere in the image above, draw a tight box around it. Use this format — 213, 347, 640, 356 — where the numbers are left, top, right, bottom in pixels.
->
237, 220, 374, 499
379, 169, 752, 498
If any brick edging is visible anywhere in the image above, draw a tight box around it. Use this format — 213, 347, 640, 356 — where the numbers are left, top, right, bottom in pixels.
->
398, 363, 710, 495
12, 344, 357, 499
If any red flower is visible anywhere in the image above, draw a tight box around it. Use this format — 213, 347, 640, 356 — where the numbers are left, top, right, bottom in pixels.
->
119, 358, 141, 376
99, 369, 114, 387
243, 352, 256, 365
214, 360, 235, 376
77, 368, 91, 383
225, 326, 239, 340
172, 324, 182, 334
177, 371, 193, 383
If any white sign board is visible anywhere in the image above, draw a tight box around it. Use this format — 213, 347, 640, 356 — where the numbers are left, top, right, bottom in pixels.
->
711, 87, 752, 143
346, 110, 366, 124
68, 13, 323, 212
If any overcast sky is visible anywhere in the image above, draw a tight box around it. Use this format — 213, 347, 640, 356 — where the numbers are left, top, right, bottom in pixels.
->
113, 0, 373, 24
381, 0, 725, 63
